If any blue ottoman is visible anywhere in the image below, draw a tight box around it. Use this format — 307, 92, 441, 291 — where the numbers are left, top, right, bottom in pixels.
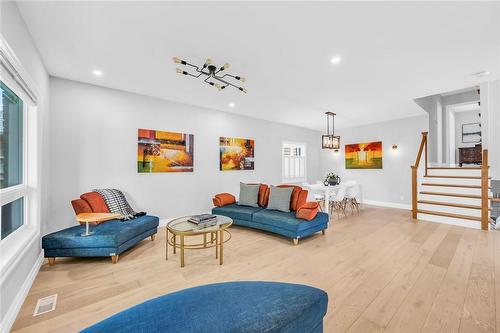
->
42, 215, 159, 264
81, 281, 328, 333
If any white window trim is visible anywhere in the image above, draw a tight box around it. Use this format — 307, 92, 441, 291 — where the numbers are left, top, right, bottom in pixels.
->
0, 36, 41, 279
282, 141, 307, 184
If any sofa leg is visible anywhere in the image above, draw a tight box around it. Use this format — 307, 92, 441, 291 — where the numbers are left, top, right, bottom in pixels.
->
150, 234, 156, 241
293, 238, 299, 246
111, 255, 119, 264
322, 229, 326, 235
47, 257, 55, 266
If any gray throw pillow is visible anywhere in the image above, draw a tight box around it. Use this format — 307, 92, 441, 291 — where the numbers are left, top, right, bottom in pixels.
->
238, 183, 260, 207
267, 186, 294, 212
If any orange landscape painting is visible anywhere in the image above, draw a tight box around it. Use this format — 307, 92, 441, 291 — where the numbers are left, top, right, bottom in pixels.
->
345, 141, 382, 169
219, 137, 255, 171
138, 129, 194, 172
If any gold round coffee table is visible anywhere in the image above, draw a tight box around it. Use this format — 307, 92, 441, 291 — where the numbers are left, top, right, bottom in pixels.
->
165, 215, 232, 267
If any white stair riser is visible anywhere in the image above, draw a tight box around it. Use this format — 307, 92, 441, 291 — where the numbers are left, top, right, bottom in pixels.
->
418, 194, 482, 206
417, 213, 480, 229
419, 185, 490, 196
427, 169, 482, 177
418, 203, 482, 217
420, 177, 487, 186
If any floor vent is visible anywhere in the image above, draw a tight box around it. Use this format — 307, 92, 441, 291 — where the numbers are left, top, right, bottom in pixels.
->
33, 294, 58, 316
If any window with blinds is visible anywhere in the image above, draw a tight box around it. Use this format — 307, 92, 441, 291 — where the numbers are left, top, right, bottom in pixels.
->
282, 142, 307, 183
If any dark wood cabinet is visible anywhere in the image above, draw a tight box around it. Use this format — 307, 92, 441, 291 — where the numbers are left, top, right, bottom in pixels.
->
458, 144, 482, 166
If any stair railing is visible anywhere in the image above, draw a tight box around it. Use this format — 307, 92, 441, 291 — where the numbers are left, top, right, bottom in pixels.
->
481, 149, 489, 230
411, 132, 428, 219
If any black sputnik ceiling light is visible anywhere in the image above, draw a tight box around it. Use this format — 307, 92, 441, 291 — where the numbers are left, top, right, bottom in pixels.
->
322, 112, 340, 150
173, 57, 247, 93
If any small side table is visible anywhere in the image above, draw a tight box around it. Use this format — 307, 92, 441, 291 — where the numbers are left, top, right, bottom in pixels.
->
166, 215, 233, 267
76, 213, 121, 236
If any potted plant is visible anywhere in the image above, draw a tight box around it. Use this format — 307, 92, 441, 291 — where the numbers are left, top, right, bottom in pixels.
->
324, 172, 341, 186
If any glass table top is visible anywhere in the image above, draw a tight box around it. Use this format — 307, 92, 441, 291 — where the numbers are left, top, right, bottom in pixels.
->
167, 215, 233, 234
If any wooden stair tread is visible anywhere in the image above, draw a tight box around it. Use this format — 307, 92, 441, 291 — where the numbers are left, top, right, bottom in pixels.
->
417, 209, 481, 221
417, 200, 492, 211
420, 183, 490, 189
427, 166, 485, 170
424, 175, 491, 179
419, 191, 493, 199
421, 183, 492, 190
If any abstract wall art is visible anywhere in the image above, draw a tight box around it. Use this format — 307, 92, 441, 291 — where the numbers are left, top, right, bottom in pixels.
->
462, 122, 481, 143
219, 137, 255, 171
138, 129, 194, 173
345, 141, 383, 169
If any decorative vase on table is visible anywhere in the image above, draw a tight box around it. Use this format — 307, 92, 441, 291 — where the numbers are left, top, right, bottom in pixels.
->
325, 172, 341, 186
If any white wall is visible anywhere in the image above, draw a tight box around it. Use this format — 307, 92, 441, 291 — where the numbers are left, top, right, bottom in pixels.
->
415, 95, 440, 163
454, 110, 481, 162
48, 77, 322, 233
320, 115, 428, 208
0, 1, 49, 331
481, 79, 500, 179
415, 89, 480, 164
441, 90, 479, 163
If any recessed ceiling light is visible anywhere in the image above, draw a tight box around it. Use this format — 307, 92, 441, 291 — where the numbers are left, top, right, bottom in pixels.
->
229, 102, 235, 108
474, 71, 490, 77
330, 56, 342, 64
92, 70, 103, 76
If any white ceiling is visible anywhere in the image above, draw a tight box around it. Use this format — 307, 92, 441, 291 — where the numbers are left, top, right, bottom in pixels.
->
16, 1, 500, 130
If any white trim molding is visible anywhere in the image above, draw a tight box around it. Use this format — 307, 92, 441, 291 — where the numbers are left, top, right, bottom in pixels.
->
363, 199, 411, 210
0, 35, 39, 103
0, 251, 44, 333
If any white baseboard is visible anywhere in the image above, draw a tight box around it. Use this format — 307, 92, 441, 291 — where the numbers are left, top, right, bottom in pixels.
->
363, 199, 411, 210
1, 251, 44, 333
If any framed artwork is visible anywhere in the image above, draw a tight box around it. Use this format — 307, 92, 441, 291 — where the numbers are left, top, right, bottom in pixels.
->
462, 122, 481, 143
345, 141, 383, 169
137, 129, 194, 173
219, 137, 255, 171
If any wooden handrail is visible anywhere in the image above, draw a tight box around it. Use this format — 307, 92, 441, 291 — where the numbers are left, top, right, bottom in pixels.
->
413, 132, 428, 169
412, 132, 428, 219
481, 149, 489, 230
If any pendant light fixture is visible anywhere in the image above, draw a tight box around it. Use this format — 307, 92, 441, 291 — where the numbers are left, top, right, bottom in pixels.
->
322, 112, 340, 150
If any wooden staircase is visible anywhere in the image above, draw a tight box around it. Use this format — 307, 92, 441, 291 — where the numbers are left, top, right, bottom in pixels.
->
411, 132, 492, 230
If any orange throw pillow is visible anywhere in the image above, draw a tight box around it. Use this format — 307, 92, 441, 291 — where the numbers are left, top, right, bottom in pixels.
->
247, 183, 269, 207
71, 199, 92, 215
213, 193, 236, 207
296, 202, 319, 221
80, 192, 110, 213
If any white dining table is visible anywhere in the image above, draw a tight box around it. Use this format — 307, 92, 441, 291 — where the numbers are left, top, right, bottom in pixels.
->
304, 182, 361, 211
304, 183, 341, 211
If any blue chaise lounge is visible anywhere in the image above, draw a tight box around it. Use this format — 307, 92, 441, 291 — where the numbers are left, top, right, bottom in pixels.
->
42, 192, 159, 264
81, 281, 329, 333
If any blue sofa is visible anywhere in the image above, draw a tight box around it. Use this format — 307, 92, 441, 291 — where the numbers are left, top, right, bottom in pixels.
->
42, 215, 159, 264
80, 281, 328, 333
213, 204, 328, 244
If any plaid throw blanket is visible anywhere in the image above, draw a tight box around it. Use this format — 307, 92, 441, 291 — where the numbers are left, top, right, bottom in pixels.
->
93, 189, 145, 221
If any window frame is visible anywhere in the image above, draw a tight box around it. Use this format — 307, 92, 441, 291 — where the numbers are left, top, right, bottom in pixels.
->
0, 37, 40, 276
1, 76, 30, 238
282, 141, 307, 184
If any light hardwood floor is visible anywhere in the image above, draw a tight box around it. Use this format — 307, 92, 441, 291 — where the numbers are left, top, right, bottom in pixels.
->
11, 206, 500, 332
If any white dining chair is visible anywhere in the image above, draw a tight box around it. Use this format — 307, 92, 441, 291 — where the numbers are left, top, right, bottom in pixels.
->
303, 182, 325, 212
329, 185, 346, 219
344, 181, 360, 214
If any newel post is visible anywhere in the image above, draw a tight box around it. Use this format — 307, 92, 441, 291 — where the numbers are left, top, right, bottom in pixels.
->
481, 149, 489, 230
423, 132, 428, 176
411, 166, 418, 220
